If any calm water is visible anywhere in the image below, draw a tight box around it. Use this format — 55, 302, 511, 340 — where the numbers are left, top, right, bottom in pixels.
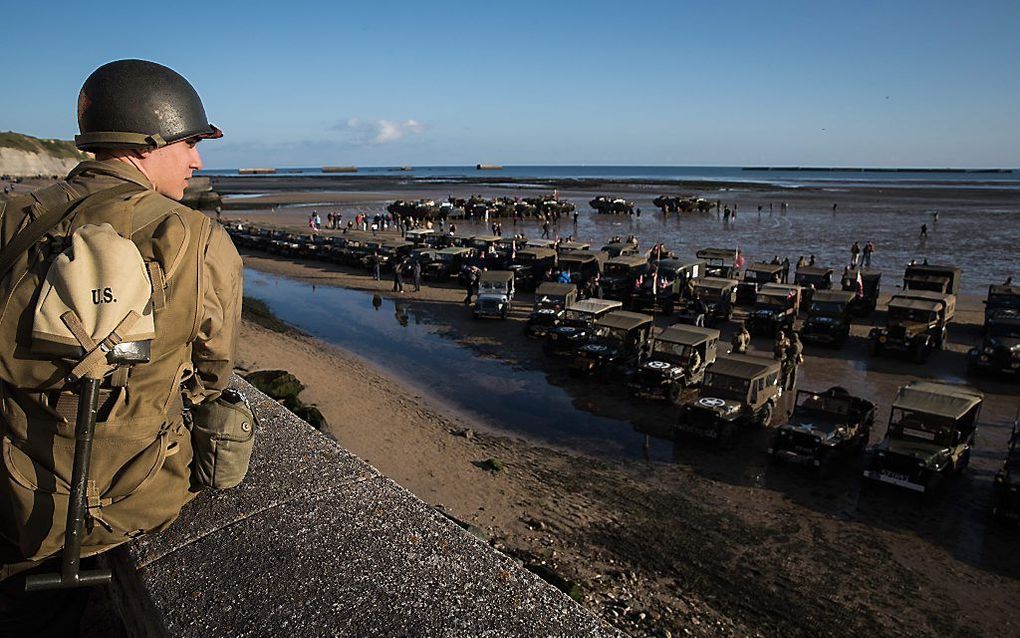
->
201, 165, 1020, 189
244, 267, 672, 461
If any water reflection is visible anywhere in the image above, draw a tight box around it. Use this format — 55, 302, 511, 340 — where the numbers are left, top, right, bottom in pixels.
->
245, 267, 672, 460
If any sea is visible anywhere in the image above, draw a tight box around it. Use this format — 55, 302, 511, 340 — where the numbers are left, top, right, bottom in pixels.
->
199, 165, 1020, 190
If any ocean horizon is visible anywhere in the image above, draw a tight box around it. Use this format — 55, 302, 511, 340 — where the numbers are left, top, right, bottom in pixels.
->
199, 164, 1020, 190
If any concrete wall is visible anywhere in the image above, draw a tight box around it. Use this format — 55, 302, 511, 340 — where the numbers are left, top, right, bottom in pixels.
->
106, 376, 620, 637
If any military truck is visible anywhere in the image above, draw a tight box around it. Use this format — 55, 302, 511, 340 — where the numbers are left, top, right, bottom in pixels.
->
511, 247, 558, 291
543, 299, 623, 357
628, 325, 719, 403
992, 416, 1020, 522
557, 240, 591, 253
601, 255, 648, 305
690, 277, 738, 325
525, 282, 578, 338
675, 354, 783, 446
769, 387, 876, 471
570, 311, 654, 378
863, 381, 982, 494
799, 289, 855, 348
746, 284, 801, 337
696, 248, 739, 279
424, 246, 473, 282
737, 262, 785, 305
984, 283, 1020, 328
473, 271, 515, 320
902, 263, 961, 295
841, 268, 882, 316
601, 241, 641, 258
793, 265, 833, 308
557, 250, 606, 290
869, 290, 955, 363
969, 286, 1020, 376
632, 258, 705, 315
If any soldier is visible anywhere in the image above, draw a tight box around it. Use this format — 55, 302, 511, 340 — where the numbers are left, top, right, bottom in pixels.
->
412, 258, 422, 292
773, 329, 790, 361
0, 60, 241, 631
730, 323, 750, 354
783, 332, 804, 390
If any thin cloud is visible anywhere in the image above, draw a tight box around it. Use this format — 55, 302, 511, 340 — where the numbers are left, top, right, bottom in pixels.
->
335, 118, 427, 145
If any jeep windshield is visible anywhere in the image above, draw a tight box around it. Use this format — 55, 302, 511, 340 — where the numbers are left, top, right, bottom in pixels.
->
755, 295, 789, 309
479, 281, 507, 293
651, 341, 691, 361
591, 326, 628, 348
702, 373, 749, 400
795, 274, 828, 286
888, 307, 936, 323
988, 294, 1020, 311
605, 263, 637, 277
889, 409, 954, 445
563, 309, 596, 323
809, 301, 846, 316
695, 286, 726, 301
744, 271, 773, 283
434, 253, 457, 263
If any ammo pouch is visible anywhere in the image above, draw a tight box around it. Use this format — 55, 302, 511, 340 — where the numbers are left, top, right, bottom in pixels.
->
188, 389, 256, 489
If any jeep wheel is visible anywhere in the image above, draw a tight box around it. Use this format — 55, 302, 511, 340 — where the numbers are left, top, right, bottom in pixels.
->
758, 402, 774, 428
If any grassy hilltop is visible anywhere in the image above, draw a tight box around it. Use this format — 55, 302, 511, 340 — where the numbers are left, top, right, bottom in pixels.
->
0, 131, 88, 161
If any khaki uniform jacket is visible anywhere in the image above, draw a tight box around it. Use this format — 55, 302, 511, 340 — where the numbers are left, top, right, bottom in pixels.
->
0, 159, 242, 571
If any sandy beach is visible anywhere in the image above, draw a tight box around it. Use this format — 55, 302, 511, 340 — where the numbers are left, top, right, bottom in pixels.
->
224, 178, 1020, 638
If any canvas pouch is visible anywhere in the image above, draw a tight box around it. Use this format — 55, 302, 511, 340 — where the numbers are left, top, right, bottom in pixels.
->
188, 388, 256, 489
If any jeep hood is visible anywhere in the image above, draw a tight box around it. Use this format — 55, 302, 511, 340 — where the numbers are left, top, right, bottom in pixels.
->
883, 438, 949, 460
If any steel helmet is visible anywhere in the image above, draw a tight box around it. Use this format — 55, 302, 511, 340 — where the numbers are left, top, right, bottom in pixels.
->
75, 59, 222, 151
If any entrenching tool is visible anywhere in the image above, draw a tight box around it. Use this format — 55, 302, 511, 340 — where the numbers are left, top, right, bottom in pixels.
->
25, 316, 150, 592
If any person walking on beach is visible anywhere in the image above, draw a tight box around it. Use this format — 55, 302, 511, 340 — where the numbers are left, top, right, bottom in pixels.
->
863, 241, 874, 267
541, 220, 551, 239
850, 241, 861, 267
412, 258, 422, 292
372, 251, 381, 280
463, 267, 480, 305
783, 333, 803, 391
781, 257, 791, 283
392, 258, 405, 293
920, 223, 928, 240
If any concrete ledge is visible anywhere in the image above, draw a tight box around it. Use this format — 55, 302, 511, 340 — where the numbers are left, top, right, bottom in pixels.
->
107, 376, 620, 637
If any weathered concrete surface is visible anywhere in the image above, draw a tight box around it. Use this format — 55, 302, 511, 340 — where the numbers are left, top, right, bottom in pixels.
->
111, 377, 620, 637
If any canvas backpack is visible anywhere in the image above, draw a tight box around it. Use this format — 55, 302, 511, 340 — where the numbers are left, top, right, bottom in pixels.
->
0, 181, 207, 564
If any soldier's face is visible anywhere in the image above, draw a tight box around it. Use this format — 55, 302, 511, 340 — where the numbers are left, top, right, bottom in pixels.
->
137, 139, 203, 200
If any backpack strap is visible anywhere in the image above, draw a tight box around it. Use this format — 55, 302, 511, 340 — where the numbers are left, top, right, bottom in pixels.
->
0, 182, 141, 281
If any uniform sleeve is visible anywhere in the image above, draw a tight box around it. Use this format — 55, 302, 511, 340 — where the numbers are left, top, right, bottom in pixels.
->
189, 223, 243, 402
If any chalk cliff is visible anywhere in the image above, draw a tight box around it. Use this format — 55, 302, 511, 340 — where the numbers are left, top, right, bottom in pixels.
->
0, 132, 89, 177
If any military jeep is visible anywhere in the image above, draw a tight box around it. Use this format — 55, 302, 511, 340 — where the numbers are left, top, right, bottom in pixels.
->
632, 258, 705, 315
570, 311, 653, 378
769, 387, 876, 470
799, 289, 855, 348
696, 248, 739, 279
601, 255, 649, 305
601, 241, 641, 258
793, 265, 833, 309
525, 282, 578, 338
424, 246, 473, 282
511, 247, 558, 291
869, 291, 955, 363
863, 381, 982, 494
557, 250, 606, 290
969, 287, 1020, 376
903, 263, 961, 296
737, 262, 785, 305
473, 271, 515, 320
841, 268, 882, 316
628, 325, 719, 403
543, 299, 622, 357
675, 354, 783, 446
687, 277, 738, 325
746, 284, 801, 337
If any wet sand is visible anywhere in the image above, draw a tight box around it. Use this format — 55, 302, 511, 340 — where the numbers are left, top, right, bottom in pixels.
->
231, 215, 1020, 638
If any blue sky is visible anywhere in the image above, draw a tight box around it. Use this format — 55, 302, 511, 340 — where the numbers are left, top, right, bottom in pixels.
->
3, 1, 1018, 169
